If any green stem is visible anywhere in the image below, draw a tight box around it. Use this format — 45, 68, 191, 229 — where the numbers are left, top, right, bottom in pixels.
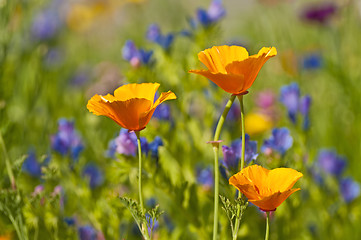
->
237, 95, 246, 171
0, 131, 16, 189
135, 131, 144, 212
212, 94, 236, 240
265, 212, 270, 240
135, 131, 150, 240
232, 95, 246, 240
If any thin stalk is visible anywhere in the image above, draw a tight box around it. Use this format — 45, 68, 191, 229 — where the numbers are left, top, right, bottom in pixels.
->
135, 131, 144, 212
135, 131, 150, 240
212, 94, 236, 240
232, 95, 246, 240
265, 212, 270, 240
0, 132, 16, 189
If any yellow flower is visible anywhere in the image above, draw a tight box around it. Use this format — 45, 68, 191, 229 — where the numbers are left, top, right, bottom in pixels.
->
229, 165, 303, 211
189, 46, 277, 95
245, 112, 273, 136
87, 83, 176, 131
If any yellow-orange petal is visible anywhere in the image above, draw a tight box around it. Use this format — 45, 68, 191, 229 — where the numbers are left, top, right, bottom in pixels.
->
188, 70, 246, 94
249, 188, 300, 211
113, 83, 160, 102
198, 45, 249, 74
225, 47, 277, 91
153, 91, 177, 108
267, 168, 303, 192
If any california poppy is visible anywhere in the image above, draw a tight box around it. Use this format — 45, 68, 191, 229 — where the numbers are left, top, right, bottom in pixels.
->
229, 165, 302, 211
189, 46, 277, 95
87, 83, 176, 131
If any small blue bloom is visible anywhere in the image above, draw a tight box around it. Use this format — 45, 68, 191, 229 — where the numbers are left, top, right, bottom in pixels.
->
196, 0, 226, 27
51, 119, 84, 160
146, 213, 159, 236
300, 95, 312, 130
222, 145, 238, 170
82, 164, 104, 189
340, 177, 360, 203
262, 128, 293, 155
31, 9, 62, 41
302, 53, 323, 70
64, 217, 76, 226
78, 225, 98, 240
107, 129, 149, 157
149, 136, 163, 159
280, 83, 300, 123
153, 104, 171, 121
22, 151, 42, 177
317, 150, 346, 177
196, 167, 213, 189
231, 135, 258, 164
122, 40, 153, 67
146, 24, 174, 51
113, 129, 138, 156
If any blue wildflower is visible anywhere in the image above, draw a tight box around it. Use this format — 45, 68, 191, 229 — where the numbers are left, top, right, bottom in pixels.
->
261, 128, 293, 155
153, 104, 171, 121
149, 136, 163, 159
222, 134, 258, 173
280, 83, 300, 123
22, 151, 42, 177
196, 167, 213, 190
280, 82, 312, 129
64, 217, 76, 226
51, 119, 84, 160
78, 225, 98, 240
106, 129, 150, 157
31, 8, 62, 41
317, 150, 346, 177
340, 177, 360, 203
122, 40, 153, 67
302, 53, 323, 70
146, 24, 174, 51
146, 213, 159, 237
82, 164, 104, 189
196, 0, 226, 27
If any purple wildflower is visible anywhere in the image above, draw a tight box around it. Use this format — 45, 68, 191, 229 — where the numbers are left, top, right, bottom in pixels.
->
146, 213, 159, 237
302, 53, 323, 70
317, 150, 346, 177
196, 167, 213, 190
122, 40, 153, 67
82, 164, 104, 189
31, 9, 62, 41
51, 119, 84, 160
197, 0, 226, 27
301, 2, 337, 25
261, 128, 293, 155
280, 83, 300, 123
78, 225, 98, 240
256, 90, 276, 109
153, 104, 171, 121
340, 177, 360, 203
146, 24, 174, 50
149, 136, 163, 159
22, 151, 42, 177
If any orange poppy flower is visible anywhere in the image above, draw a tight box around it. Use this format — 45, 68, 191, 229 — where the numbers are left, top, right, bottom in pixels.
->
189, 46, 277, 95
229, 165, 303, 211
87, 83, 176, 131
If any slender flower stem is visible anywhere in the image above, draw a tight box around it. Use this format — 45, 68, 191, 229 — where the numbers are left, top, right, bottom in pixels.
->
265, 212, 270, 240
232, 95, 246, 240
212, 94, 236, 240
237, 95, 246, 171
135, 131, 150, 240
0, 132, 16, 189
135, 131, 144, 212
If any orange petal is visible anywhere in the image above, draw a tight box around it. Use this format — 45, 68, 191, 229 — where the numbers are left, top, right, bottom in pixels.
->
113, 83, 160, 102
225, 47, 277, 92
198, 45, 249, 73
267, 168, 303, 192
189, 70, 246, 94
229, 174, 260, 200
153, 91, 177, 107
249, 188, 300, 211
87, 95, 153, 131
